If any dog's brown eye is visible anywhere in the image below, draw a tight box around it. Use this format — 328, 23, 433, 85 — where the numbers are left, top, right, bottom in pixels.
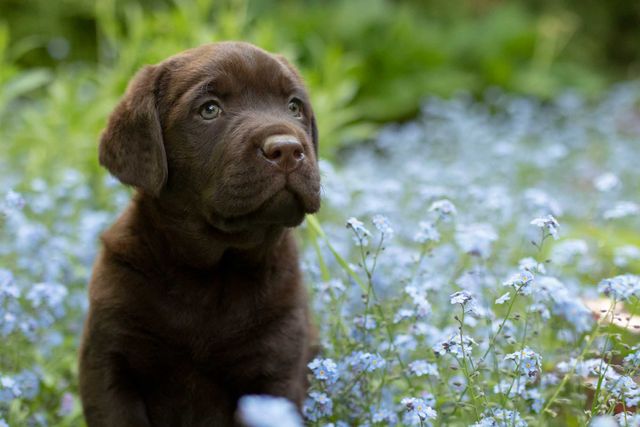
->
199, 101, 221, 120
288, 99, 303, 118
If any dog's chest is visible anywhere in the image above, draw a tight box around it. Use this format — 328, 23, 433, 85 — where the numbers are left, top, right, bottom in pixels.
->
133, 264, 290, 363
160, 268, 265, 331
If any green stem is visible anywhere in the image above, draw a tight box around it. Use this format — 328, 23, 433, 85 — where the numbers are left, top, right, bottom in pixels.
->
453, 283, 524, 411
540, 300, 617, 419
502, 310, 531, 408
590, 300, 618, 418
457, 307, 482, 421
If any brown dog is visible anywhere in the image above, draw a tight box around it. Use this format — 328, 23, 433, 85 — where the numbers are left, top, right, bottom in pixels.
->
78, 42, 321, 426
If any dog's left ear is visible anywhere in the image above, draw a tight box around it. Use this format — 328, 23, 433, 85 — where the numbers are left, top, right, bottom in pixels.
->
99, 65, 167, 197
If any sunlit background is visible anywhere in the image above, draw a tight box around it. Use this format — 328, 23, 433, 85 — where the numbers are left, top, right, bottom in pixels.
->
1, 1, 639, 426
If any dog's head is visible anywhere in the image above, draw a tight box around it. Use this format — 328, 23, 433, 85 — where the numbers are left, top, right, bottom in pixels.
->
100, 42, 321, 233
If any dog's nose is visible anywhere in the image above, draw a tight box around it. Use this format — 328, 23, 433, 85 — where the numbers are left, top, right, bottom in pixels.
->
261, 134, 305, 172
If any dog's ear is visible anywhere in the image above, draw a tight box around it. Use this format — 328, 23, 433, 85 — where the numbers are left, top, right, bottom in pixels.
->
99, 65, 167, 197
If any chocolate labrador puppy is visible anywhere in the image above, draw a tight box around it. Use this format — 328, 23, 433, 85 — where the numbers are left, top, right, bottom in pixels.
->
79, 42, 321, 426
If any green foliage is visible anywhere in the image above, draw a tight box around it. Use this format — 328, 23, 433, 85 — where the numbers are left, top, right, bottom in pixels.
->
1, 0, 637, 177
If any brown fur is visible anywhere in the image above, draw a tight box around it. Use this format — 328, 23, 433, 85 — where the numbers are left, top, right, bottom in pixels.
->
79, 42, 321, 426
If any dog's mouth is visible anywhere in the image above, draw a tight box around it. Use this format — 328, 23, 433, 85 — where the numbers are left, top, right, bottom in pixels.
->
206, 182, 320, 234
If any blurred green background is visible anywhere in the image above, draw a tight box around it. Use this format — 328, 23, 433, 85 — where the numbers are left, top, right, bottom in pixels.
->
1, 0, 639, 180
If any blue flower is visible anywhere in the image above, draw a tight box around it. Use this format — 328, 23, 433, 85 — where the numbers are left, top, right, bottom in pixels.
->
598, 275, 640, 301
593, 172, 620, 192
495, 292, 511, 305
624, 347, 640, 368
449, 375, 467, 393
4, 190, 25, 211
346, 217, 371, 245
616, 412, 640, 426
433, 334, 477, 358
590, 416, 618, 427
428, 199, 457, 221
14, 369, 40, 400
603, 201, 640, 220
400, 397, 437, 422
503, 270, 534, 295
1, 312, 18, 337
237, 395, 302, 427
26, 282, 68, 314
0, 376, 19, 403
371, 406, 398, 424
455, 223, 498, 258
408, 360, 438, 377
529, 276, 593, 332
347, 351, 386, 372
58, 392, 75, 417
530, 214, 560, 239
450, 290, 473, 305
354, 315, 377, 330
524, 388, 543, 413
471, 409, 527, 427
614, 245, 640, 267
551, 239, 588, 265
524, 188, 562, 217
414, 221, 440, 244
0, 269, 20, 304
308, 358, 338, 384
404, 285, 431, 318
504, 348, 542, 380
372, 214, 393, 237
303, 391, 333, 422
518, 257, 546, 274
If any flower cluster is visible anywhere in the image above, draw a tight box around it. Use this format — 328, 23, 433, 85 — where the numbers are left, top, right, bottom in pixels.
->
308, 358, 339, 384
400, 397, 437, 424
598, 274, 640, 301
530, 214, 560, 240
504, 348, 543, 380
5, 86, 640, 425
300, 86, 640, 426
472, 408, 528, 427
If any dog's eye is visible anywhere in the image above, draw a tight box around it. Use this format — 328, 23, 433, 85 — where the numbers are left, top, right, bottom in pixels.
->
288, 99, 303, 118
199, 101, 221, 120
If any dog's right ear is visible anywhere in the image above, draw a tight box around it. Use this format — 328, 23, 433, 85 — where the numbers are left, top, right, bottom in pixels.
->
99, 65, 167, 197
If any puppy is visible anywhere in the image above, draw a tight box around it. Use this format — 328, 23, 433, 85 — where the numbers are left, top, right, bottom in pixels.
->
78, 42, 321, 427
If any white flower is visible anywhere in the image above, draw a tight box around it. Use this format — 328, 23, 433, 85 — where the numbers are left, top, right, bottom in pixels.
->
594, 173, 620, 192
455, 223, 498, 258
495, 292, 511, 305
429, 199, 457, 219
450, 290, 473, 305
503, 270, 535, 295
401, 397, 437, 420
237, 395, 302, 427
530, 215, 560, 240
414, 221, 440, 244
372, 214, 393, 237
604, 201, 640, 220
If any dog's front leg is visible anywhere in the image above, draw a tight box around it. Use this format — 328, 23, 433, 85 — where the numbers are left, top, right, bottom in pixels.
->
79, 346, 151, 427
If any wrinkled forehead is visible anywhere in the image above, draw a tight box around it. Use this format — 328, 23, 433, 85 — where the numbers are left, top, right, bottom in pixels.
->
161, 43, 305, 108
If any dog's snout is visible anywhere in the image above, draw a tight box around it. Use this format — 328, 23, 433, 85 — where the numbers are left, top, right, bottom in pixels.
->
261, 134, 305, 172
